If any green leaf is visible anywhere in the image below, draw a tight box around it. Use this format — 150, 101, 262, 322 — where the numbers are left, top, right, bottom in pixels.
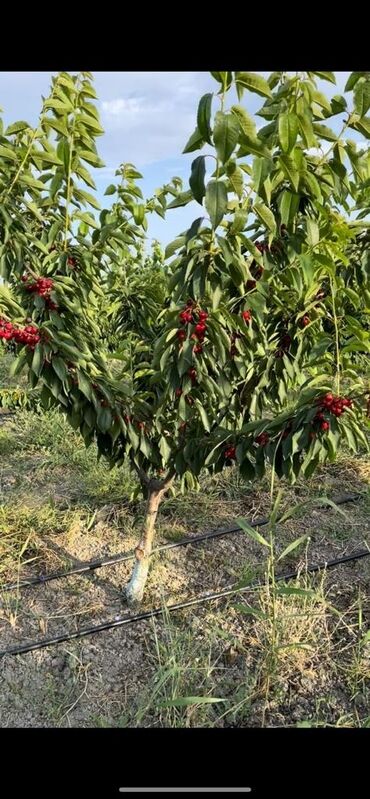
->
77, 113, 104, 134
167, 190, 193, 209
52, 357, 68, 383
310, 71, 336, 84
205, 180, 228, 229
195, 399, 210, 432
230, 208, 248, 233
345, 72, 364, 92
74, 188, 101, 210
211, 72, 233, 91
297, 112, 317, 148
237, 518, 270, 547
104, 184, 116, 196
97, 405, 112, 433
77, 371, 93, 400
279, 154, 300, 192
277, 534, 310, 562
79, 149, 105, 168
278, 112, 298, 153
0, 145, 17, 160
197, 93, 213, 145
9, 350, 29, 377
312, 122, 338, 142
158, 696, 225, 708
226, 162, 244, 198
302, 171, 322, 201
44, 98, 74, 113
235, 72, 272, 99
177, 339, 194, 377
165, 237, 186, 259
253, 201, 276, 235
230, 104, 257, 139
306, 217, 319, 246
75, 212, 99, 229
189, 156, 206, 205
354, 115, 370, 139
5, 120, 30, 136
277, 587, 316, 599
159, 436, 172, 464
278, 191, 300, 227
213, 111, 240, 164
19, 174, 47, 191
31, 343, 43, 377
183, 126, 205, 154
312, 89, 332, 114
75, 165, 96, 190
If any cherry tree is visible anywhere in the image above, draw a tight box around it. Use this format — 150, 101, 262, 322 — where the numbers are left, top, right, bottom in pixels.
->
0, 70, 369, 603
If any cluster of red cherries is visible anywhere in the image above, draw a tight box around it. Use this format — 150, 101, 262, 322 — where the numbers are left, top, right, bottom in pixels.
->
224, 431, 270, 461
21, 274, 58, 311
0, 318, 41, 349
177, 301, 208, 355
312, 392, 353, 433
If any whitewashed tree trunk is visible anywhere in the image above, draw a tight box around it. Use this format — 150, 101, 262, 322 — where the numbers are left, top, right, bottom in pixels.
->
125, 476, 172, 605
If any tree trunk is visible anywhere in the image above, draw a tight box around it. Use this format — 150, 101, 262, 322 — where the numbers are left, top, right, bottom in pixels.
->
124, 479, 170, 606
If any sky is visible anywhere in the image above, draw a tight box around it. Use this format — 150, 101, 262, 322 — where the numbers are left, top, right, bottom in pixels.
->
0, 71, 353, 249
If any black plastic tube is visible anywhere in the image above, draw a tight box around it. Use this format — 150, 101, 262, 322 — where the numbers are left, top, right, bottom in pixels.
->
1, 544, 369, 659
1, 492, 361, 593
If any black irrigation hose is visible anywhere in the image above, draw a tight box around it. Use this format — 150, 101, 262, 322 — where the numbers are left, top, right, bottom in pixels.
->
1, 492, 361, 593
1, 545, 369, 658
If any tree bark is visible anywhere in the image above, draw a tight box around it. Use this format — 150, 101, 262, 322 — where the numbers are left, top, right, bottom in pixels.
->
124, 476, 173, 605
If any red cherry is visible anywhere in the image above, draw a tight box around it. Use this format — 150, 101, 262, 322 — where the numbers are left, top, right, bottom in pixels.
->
321, 421, 330, 431
193, 344, 203, 354
300, 315, 310, 328
198, 311, 208, 321
179, 310, 193, 324
224, 446, 236, 461
177, 329, 186, 341
242, 310, 252, 323
255, 432, 269, 446
175, 388, 182, 397
281, 334, 291, 349
194, 323, 206, 337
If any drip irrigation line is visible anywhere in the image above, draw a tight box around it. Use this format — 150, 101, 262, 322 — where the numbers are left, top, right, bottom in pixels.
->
1, 492, 361, 593
1, 544, 369, 659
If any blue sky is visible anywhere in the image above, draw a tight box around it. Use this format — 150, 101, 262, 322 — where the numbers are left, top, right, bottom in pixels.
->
0, 71, 353, 249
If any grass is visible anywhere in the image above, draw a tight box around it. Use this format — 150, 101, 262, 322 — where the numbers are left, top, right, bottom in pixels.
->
0, 369, 369, 727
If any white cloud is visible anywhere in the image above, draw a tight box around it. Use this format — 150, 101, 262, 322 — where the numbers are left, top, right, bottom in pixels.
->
101, 97, 146, 117
95, 72, 213, 168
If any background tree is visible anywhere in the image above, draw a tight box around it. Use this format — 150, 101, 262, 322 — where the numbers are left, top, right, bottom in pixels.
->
0, 70, 369, 604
